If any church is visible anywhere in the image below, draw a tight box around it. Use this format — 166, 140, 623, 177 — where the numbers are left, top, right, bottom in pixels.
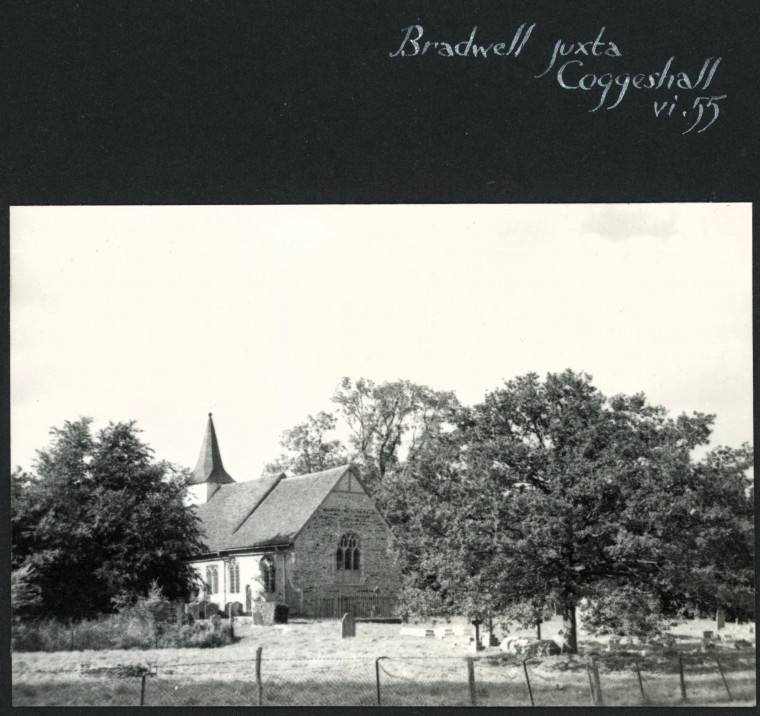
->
185, 414, 399, 618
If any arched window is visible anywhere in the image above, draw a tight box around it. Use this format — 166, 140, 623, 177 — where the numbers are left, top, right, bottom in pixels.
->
205, 565, 219, 595
229, 558, 240, 594
337, 534, 360, 583
261, 555, 276, 593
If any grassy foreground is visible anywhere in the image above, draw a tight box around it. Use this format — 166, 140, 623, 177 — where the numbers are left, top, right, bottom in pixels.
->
12, 617, 756, 707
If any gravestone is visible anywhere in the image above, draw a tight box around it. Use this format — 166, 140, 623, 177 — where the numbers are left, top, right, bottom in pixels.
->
205, 602, 220, 618
227, 601, 243, 617
341, 612, 356, 638
716, 608, 726, 630
187, 602, 201, 620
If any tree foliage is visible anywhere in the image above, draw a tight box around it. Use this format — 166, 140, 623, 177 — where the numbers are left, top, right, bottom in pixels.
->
11, 418, 206, 620
263, 411, 347, 475
332, 377, 459, 491
382, 371, 753, 651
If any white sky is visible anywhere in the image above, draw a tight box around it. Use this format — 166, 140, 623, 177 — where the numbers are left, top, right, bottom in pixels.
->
10, 204, 752, 479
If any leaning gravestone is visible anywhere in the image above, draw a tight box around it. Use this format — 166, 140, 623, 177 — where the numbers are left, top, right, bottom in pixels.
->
341, 612, 356, 638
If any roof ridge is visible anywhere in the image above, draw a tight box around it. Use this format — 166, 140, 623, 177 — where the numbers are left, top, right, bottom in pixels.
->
285, 464, 352, 480
229, 472, 286, 535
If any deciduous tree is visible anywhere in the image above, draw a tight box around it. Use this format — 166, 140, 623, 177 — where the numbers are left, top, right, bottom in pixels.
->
263, 411, 347, 475
11, 419, 206, 620
384, 371, 753, 652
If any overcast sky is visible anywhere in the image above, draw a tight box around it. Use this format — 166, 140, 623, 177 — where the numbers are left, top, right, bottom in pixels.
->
11, 204, 752, 479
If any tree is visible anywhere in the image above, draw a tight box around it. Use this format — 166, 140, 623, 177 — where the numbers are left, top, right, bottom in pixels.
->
656, 443, 754, 620
11, 418, 206, 620
263, 411, 348, 475
332, 377, 459, 492
384, 371, 753, 652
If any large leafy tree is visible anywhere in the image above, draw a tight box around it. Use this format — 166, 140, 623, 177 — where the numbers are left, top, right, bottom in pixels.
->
332, 377, 459, 492
11, 418, 206, 620
384, 371, 753, 652
263, 411, 348, 475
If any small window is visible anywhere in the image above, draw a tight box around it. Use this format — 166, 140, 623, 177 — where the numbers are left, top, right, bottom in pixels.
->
205, 565, 219, 595
229, 558, 240, 594
261, 555, 276, 593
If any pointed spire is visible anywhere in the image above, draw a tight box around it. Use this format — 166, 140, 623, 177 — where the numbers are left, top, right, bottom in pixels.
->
190, 413, 235, 485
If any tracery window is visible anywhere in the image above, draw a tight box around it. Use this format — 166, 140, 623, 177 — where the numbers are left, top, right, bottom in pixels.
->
261, 555, 276, 593
228, 558, 240, 594
336, 533, 361, 582
205, 565, 219, 595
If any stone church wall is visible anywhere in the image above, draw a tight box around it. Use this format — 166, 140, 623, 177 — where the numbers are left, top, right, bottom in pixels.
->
290, 490, 399, 615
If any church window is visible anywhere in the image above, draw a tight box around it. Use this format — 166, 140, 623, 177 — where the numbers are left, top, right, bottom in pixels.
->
228, 558, 240, 594
261, 555, 276, 593
337, 533, 360, 582
205, 565, 219, 595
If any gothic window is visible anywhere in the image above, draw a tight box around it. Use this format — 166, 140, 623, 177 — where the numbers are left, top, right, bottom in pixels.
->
337, 533, 360, 583
229, 558, 240, 594
261, 555, 276, 593
205, 565, 219, 595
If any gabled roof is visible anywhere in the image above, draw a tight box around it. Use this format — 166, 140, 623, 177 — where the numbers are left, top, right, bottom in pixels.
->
194, 465, 355, 554
190, 413, 235, 485
195, 472, 284, 551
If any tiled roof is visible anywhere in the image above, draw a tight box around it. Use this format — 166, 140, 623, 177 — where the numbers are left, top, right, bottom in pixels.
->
195, 473, 283, 551
194, 465, 352, 554
190, 413, 235, 485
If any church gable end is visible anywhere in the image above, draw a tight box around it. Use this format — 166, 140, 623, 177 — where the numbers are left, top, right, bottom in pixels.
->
291, 468, 399, 605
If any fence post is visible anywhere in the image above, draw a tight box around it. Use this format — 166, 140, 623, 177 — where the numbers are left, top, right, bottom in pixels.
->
592, 655, 603, 705
714, 655, 732, 701
140, 674, 147, 706
255, 646, 263, 706
586, 658, 596, 704
375, 657, 387, 705
522, 660, 534, 707
677, 653, 687, 701
466, 656, 476, 706
634, 658, 646, 704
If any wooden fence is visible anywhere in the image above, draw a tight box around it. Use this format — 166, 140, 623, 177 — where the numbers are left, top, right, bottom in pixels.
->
312, 593, 397, 619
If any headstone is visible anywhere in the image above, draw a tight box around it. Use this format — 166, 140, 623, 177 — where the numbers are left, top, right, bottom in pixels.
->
702, 630, 713, 639
341, 612, 356, 638
210, 614, 222, 631
187, 602, 201, 620
227, 601, 243, 617
204, 601, 219, 619
700, 637, 715, 652
471, 619, 483, 651
716, 608, 726, 630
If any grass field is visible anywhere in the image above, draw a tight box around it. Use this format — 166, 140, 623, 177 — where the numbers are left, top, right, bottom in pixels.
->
12, 616, 756, 706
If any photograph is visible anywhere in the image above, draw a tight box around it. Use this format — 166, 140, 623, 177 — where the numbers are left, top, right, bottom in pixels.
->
10, 203, 754, 706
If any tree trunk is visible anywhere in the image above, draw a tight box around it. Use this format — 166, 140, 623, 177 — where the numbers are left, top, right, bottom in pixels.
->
561, 594, 578, 654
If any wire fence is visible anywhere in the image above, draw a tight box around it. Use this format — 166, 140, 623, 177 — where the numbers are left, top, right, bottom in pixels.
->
12, 647, 756, 706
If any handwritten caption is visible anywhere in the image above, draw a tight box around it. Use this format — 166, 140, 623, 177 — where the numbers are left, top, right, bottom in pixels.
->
389, 25, 724, 134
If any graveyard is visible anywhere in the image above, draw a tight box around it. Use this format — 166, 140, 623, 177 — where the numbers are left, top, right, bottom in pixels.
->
12, 612, 756, 706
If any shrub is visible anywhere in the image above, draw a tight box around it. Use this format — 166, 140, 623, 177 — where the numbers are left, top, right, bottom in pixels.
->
11, 564, 42, 622
580, 586, 665, 638
12, 585, 236, 652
